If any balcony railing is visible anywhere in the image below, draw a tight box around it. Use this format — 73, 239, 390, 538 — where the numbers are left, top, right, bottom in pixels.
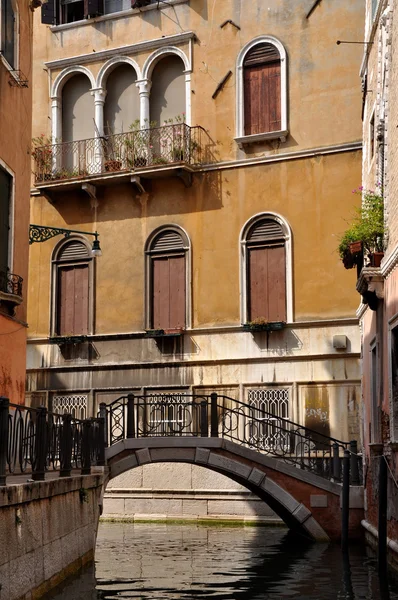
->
33, 124, 212, 185
0, 270, 23, 298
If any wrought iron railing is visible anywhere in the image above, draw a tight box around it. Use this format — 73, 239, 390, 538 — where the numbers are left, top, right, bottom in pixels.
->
0, 270, 23, 297
33, 124, 212, 184
0, 397, 105, 485
99, 393, 362, 483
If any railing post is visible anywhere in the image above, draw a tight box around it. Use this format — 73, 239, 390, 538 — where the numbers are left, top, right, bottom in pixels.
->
99, 402, 108, 447
0, 397, 9, 486
332, 442, 341, 482
32, 406, 48, 481
97, 417, 106, 466
127, 394, 135, 439
81, 419, 92, 475
200, 400, 208, 437
341, 449, 350, 552
349, 440, 360, 485
60, 413, 72, 477
210, 393, 218, 438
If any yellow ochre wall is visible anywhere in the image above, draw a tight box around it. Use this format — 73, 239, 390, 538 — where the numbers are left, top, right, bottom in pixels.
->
0, 0, 33, 403
28, 0, 364, 336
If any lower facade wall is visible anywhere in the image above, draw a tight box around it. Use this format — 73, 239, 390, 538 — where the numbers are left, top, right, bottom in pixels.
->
103, 463, 280, 522
0, 473, 104, 600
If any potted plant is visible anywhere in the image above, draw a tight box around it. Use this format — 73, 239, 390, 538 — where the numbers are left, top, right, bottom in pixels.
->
338, 187, 385, 269
243, 317, 286, 332
32, 134, 54, 181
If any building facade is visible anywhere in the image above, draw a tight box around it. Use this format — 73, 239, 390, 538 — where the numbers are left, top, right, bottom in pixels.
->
0, 0, 33, 404
27, 0, 364, 518
356, 0, 398, 570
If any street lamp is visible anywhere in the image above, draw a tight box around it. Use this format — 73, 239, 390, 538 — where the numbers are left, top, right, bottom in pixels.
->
29, 224, 102, 257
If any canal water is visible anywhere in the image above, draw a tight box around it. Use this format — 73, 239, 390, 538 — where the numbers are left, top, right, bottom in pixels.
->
46, 523, 398, 599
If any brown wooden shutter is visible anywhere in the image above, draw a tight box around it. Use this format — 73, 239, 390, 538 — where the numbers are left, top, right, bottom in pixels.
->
152, 255, 185, 329
248, 246, 286, 322
243, 43, 281, 136
57, 264, 89, 335
247, 218, 286, 322
0, 168, 10, 274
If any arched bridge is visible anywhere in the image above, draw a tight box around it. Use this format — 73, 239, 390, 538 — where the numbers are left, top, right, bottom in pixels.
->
101, 394, 364, 542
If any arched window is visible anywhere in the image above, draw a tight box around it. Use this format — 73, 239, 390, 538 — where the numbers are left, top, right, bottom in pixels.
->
236, 37, 287, 145
145, 227, 190, 331
104, 64, 139, 135
1, 0, 17, 68
241, 215, 292, 324
52, 239, 93, 336
149, 55, 186, 126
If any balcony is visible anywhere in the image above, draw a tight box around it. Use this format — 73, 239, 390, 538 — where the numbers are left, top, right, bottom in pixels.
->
33, 124, 212, 198
0, 270, 23, 314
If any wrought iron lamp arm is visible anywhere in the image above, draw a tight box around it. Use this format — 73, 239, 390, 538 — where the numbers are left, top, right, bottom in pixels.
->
29, 224, 99, 245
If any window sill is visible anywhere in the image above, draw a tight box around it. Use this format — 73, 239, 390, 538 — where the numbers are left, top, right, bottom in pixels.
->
49, 0, 189, 31
235, 130, 288, 149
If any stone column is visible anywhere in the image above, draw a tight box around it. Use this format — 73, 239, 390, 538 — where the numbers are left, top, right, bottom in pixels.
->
91, 88, 107, 173
51, 96, 61, 172
136, 79, 152, 128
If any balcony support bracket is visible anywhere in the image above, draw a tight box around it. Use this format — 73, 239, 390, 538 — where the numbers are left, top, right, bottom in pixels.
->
130, 175, 146, 195
82, 183, 97, 200
176, 169, 193, 188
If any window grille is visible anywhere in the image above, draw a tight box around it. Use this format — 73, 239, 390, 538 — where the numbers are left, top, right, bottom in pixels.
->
52, 394, 88, 419
146, 392, 189, 434
247, 388, 290, 450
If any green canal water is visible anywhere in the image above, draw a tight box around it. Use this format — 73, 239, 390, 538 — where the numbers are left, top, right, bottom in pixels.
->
45, 523, 398, 599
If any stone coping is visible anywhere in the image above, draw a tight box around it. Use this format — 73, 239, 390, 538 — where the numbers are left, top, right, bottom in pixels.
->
0, 471, 106, 508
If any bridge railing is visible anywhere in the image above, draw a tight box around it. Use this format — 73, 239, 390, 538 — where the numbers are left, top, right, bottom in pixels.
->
100, 393, 362, 484
0, 397, 105, 486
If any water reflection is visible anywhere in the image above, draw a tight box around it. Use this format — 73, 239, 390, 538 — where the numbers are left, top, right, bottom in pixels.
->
45, 523, 398, 600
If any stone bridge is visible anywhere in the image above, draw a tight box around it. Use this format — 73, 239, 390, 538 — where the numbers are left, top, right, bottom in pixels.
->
105, 437, 364, 542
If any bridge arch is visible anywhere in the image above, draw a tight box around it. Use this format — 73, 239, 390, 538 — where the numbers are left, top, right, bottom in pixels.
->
104, 438, 331, 542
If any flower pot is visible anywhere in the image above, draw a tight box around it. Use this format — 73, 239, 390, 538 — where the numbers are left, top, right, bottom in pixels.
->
369, 252, 384, 267
349, 241, 363, 255
342, 251, 355, 270
105, 160, 122, 172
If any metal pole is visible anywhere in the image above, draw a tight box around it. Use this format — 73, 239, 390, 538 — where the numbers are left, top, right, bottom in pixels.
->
97, 417, 106, 466
32, 406, 48, 481
341, 449, 350, 551
332, 442, 341, 481
210, 393, 218, 438
200, 400, 208, 437
81, 419, 92, 475
99, 402, 108, 447
127, 394, 135, 438
0, 397, 9, 486
378, 455, 388, 573
349, 440, 360, 485
60, 413, 72, 477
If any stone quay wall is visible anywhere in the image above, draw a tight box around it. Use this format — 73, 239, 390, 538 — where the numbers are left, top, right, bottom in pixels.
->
0, 473, 105, 600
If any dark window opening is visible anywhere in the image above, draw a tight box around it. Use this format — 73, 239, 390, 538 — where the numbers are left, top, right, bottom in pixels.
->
1, 0, 16, 68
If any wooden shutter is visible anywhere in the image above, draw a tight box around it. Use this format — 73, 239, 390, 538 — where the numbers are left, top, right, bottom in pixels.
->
243, 43, 281, 136
152, 255, 185, 329
0, 168, 10, 275
41, 0, 57, 24
248, 245, 286, 322
57, 264, 89, 335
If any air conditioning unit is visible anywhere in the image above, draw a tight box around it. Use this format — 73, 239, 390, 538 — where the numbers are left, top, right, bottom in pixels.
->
132, 0, 151, 8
